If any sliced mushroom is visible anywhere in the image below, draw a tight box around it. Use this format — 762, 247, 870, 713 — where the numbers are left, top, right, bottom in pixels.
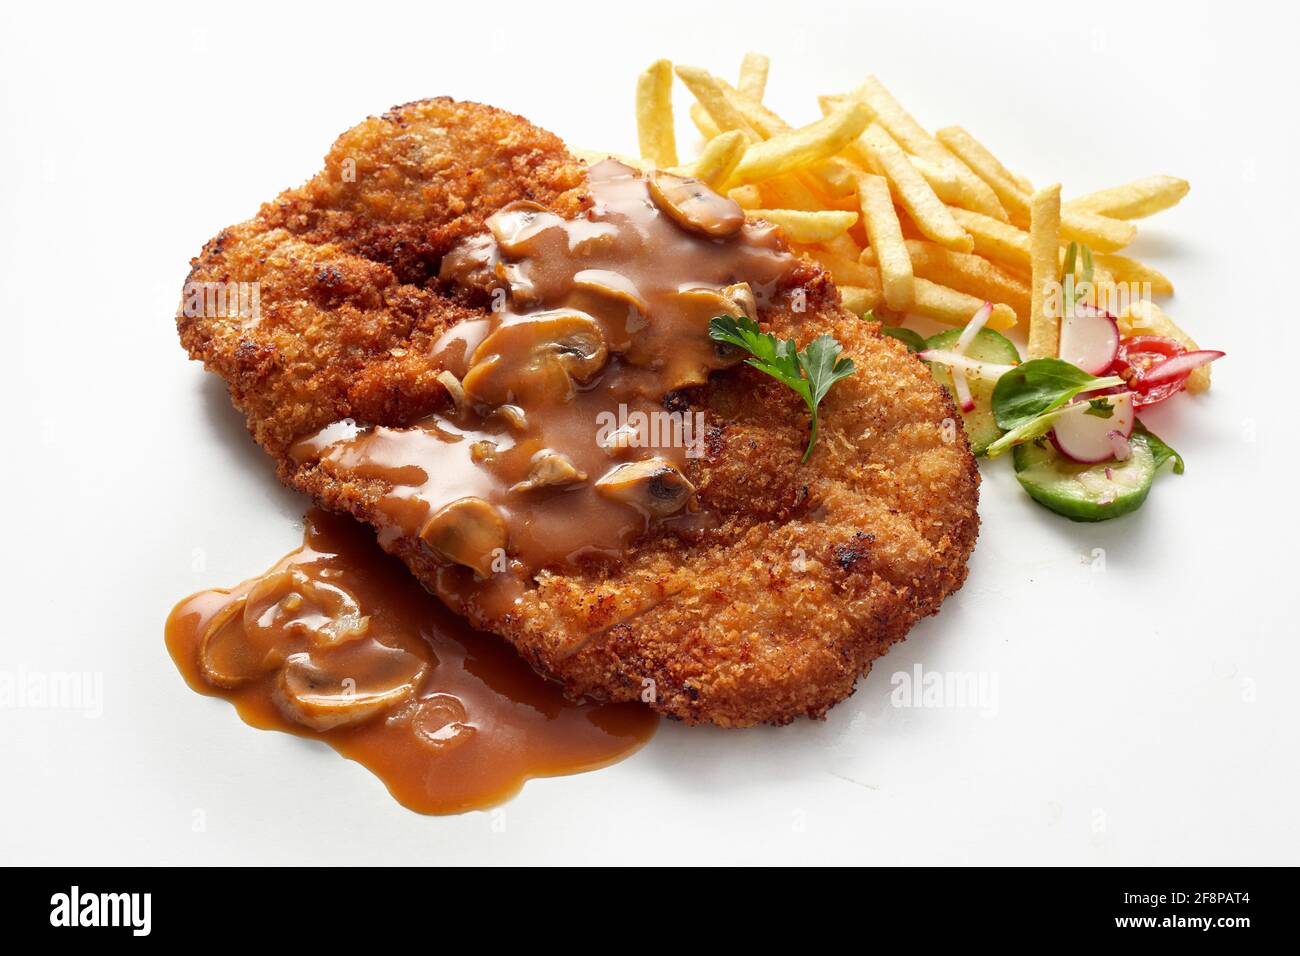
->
420, 497, 508, 578
272, 642, 426, 732
648, 172, 745, 238
569, 270, 649, 352
462, 311, 608, 406
719, 282, 759, 322
510, 450, 587, 494
486, 201, 565, 257
409, 694, 476, 753
598, 423, 641, 457
653, 286, 752, 389
244, 568, 369, 649
595, 457, 695, 517
198, 595, 276, 689
490, 404, 529, 432
437, 370, 466, 413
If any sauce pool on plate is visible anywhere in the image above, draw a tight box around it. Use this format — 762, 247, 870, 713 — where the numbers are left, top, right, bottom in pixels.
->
166, 508, 656, 815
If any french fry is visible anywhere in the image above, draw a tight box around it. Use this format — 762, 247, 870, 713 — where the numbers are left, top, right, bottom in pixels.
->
726, 101, 871, 187
1027, 183, 1062, 359
807, 249, 882, 290
758, 173, 828, 211
690, 102, 722, 140
911, 279, 1017, 331
727, 184, 764, 209
676, 129, 747, 188
820, 232, 863, 260
856, 173, 913, 310
853, 77, 1008, 221
1095, 252, 1174, 296
904, 240, 1031, 319
675, 65, 757, 138
635, 59, 678, 168
1118, 301, 1210, 392
748, 208, 858, 243
1059, 207, 1137, 253
935, 125, 1031, 222
839, 284, 881, 316
738, 52, 770, 102
949, 207, 1030, 269
908, 154, 962, 199
843, 120, 972, 253
1066, 176, 1190, 220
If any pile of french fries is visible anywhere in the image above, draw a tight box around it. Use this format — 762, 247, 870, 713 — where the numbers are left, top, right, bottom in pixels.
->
611, 55, 1209, 392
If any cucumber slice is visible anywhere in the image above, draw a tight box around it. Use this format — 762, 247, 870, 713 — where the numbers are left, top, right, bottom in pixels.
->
923, 328, 1021, 456
1012, 430, 1158, 521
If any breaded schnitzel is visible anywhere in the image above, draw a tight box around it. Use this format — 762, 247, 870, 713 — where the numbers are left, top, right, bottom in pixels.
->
178, 97, 979, 727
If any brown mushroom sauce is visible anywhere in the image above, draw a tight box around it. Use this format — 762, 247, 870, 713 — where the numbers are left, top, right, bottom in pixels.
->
169, 160, 800, 812
289, 160, 798, 618
167, 509, 656, 814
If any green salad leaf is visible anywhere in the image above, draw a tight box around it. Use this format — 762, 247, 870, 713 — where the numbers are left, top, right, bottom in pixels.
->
1134, 421, 1185, 475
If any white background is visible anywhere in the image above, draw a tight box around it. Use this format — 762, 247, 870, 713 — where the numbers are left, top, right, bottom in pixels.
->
1, 0, 1295, 865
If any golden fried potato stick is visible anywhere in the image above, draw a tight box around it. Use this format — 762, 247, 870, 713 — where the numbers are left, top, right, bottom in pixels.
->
843, 120, 972, 253
949, 207, 1030, 269
758, 173, 830, 211
1027, 183, 1062, 359
748, 208, 858, 242
838, 284, 881, 316
675, 65, 758, 138
636, 59, 678, 168
912, 279, 1017, 331
904, 239, 1031, 320
1095, 252, 1174, 296
726, 101, 871, 187
675, 129, 748, 188
807, 249, 882, 289
935, 125, 1030, 219
690, 102, 722, 140
932, 125, 1136, 250
738, 52, 770, 102
856, 173, 913, 310
853, 77, 1008, 221
1119, 300, 1210, 392
1066, 176, 1190, 220
727, 184, 763, 209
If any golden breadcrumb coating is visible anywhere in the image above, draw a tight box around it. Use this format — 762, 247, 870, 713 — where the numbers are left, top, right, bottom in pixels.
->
179, 97, 979, 727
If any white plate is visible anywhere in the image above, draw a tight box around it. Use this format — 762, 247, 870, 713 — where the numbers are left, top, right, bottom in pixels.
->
1, 0, 1294, 865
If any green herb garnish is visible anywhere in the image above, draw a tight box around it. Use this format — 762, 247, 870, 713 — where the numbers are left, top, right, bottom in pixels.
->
709, 315, 856, 463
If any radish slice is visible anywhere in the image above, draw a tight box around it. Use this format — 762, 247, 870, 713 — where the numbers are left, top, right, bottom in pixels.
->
1059, 303, 1120, 375
954, 301, 993, 354
917, 348, 1017, 381
953, 370, 976, 412
1137, 350, 1225, 387
1050, 392, 1135, 463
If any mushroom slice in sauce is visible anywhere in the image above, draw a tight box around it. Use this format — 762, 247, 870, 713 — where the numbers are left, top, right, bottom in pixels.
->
419, 497, 508, 578
461, 311, 609, 406
656, 286, 753, 389
510, 449, 587, 494
648, 171, 746, 238
595, 457, 696, 517
273, 642, 427, 732
244, 568, 370, 649
198, 596, 272, 689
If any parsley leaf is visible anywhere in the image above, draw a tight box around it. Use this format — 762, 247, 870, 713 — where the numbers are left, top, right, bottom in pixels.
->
709, 315, 856, 463
1084, 397, 1116, 419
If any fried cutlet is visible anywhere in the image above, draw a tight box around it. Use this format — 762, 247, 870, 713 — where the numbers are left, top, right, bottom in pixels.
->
178, 97, 979, 727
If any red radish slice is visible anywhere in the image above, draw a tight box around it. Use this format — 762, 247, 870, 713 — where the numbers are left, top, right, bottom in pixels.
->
1136, 350, 1225, 387
917, 348, 1017, 380
1050, 392, 1135, 463
955, 301, 993, 353
953, 369, 976, 412
1059, 303, 1120, 375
